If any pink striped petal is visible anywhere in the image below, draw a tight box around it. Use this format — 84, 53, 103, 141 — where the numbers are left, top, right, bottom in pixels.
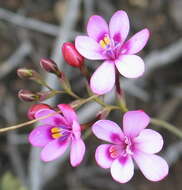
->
123, 110, 150, 138
75, 36, 106, 60
28, 125, 52, 147
92, 120, 124, 144
109, 10, 130, 44
41, 138, 70, 162
70, 138, 85, 167
35, 109, 67, 126
90, 61, 115, 95
58, 104, 78, 125
115, 55, 145, 78
111, 156, 134, 183
87, 15, 109, 42
122, 28, 150, 55
133, 151, 169, 181
133, 129, 163, 154
95, 144, 114, 169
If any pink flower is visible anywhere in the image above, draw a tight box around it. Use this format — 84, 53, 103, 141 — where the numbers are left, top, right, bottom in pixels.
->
75, 10, 150, 94
92, 110, 168, 183
29, 104, 85, 167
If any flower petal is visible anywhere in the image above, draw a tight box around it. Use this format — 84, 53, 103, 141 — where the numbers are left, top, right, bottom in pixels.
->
58, 104, 78, 125
70, 138, 85, 167
115, 55, 145, 78
35, 109, 67, 126
92, 120, 124, 143
87, 15, 109, 42
133, 151, 169, 181
133, 129, 163, 154
28, 125, 52, 147
95, 144, 114, 169
90, 61, 115, 95
41, 138, 70, 162
111, 156, 134, 183
75, 36, 106, 60
109, 10, 130, 44
72, 120, 81, 139
122, 28, 150, 55
123, 110, 150, 138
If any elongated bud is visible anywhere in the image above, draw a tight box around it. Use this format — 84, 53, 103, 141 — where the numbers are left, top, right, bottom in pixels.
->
27, 103, 51, 119
62, 42, 84, 68
18, 90, 40, 102
40, 58, 62, 77
17, 68, 38, 79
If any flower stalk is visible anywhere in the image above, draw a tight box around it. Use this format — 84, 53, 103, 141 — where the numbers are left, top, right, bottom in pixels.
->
151, 118, 182, 139
115, 69, 128, 113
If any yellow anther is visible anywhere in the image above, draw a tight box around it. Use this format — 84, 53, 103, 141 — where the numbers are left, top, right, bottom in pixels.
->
99, 36, 110, 49
52, 133, 62, 139
104, 36, 110, 45
99, 40, 106, 48
51, 127, 62, 139
51, 127, 61, 133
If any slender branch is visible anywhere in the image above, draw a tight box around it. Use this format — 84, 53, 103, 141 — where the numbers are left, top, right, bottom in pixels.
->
0, 110, 61, 133
0, 95, 98, 133
151, 118, 182, 139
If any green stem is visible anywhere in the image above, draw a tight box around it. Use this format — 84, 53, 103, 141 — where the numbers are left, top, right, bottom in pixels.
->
66, 88, 80, 99
62, 83, 80, 99
151, 118, 182, 139
115, 69, 128, 113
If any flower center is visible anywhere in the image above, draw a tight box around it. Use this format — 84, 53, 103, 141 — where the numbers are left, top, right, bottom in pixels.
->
109, 145, 122, 159
99, 35, 121, 60
50, 126, 71, 139
51, 127, 62, 139
109, 136, 134, 159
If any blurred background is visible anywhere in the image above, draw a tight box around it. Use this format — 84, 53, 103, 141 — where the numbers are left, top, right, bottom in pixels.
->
0, 0, 182, 190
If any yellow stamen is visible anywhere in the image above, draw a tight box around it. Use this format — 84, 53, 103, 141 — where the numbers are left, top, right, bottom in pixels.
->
51, 127, 61, 133
104, 36, 110, 45
52, 133, 62, 139
51, 127, 62, 139
99, 36, 110, 49
99, 40, 106, 48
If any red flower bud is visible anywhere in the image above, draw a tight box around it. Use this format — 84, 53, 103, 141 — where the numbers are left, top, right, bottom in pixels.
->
40, 58, 62, 76
62, 42, 84, 68
27, 103, 51, 119
18, 90, 39, 102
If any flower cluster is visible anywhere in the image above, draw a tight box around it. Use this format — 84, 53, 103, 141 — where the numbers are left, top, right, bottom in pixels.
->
25, 10, 169, 184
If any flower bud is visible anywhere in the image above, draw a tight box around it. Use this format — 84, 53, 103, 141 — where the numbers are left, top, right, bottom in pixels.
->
40, 58, 61, 76
27, 103, 51, 119
62, 42, 84, 68
18, 90, 40, 102
17, 68, 38, 79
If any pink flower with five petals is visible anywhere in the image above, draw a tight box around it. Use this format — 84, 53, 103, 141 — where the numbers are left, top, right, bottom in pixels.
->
29, 104, 85, 167
92, 110, 168, 183
75, 10, 150, 94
